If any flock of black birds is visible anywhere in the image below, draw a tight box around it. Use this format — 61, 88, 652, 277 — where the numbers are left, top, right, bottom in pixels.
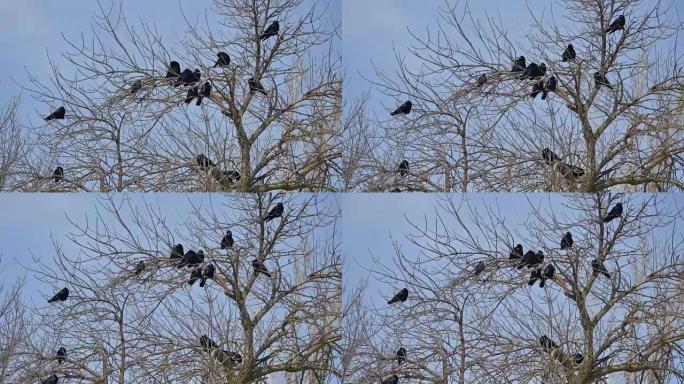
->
41, 203, 284, 383
387, 15, 627, 189
42, 20, 280, 188
378, 202, 623, 383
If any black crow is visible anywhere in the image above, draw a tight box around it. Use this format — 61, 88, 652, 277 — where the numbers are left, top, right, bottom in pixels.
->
562, 44, 576, 62
518, 250, 544, 269
398, 160, 409, 177
56, 347, 66, 364
252, 259, 272, 277
391, 100, 412, 116
511, 56, 526, 72
606, 15, 625, 34
474, 261, 485, 275
179, 250, 204, 268
188, 267, 203, 286
509, 244, 523, 260
197, 82, 211, 106
165, 61, 181, 78
261, 21, 280, 40
594, 72, 613, 89
387, 288, 408, 304
397, 347, 406, 365
220, 230, 234, 249
528, 268, 542, 286
200, 263, 215, 288
199, 335, 218, 352
569, 164, 585, 178
264, 203, 284, 222
542, 148, 560, 165
216, 349, 243, 365
540, 335, 559, 352
130, 79, 142, 94
214, 52, 230, 68
248, 77, 268, 95
185, 86, 200, 105
477, 74, 487, 87
540, 264, 555, 288
539, 63, 547, 77
48, 288, 69, 303
573, 352, 584, 364
197, 154, 215, 171
542, 76, 557, 100
530, 80, 545, 99
192, 69, 201, 84
41, 375, 58, 384
603, 203, 623, 223
560, 232, 573, 250
591, 259, 611, 278
135, 261, 145, 275
382, 375, 399, 384
45, 107, 65, 121
170, 244, 184, 259
220, 170, 241, 185
53, 166, 64, 183
520, 63, 539, 80
175, 69, 194, 87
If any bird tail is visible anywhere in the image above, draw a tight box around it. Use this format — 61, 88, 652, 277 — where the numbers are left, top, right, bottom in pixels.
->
387, 299, 395, 304
539, 278, 546, 288
390, 111, 398, 116
196, 97, 203, 106
606, 84, 614, 90
263, 271, 272, 278
199, 278, 207, 288
48, 298, 56, 303
541, 90, 548, 100
603, 272, 611, 279
188, 278, 197, 286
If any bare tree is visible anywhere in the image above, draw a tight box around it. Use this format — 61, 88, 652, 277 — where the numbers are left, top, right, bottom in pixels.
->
345, 193, 684, 383
0, 96, 27, 190
0, 279, 33, 384
344, 0, 684, 192
2, 193, 341, 384
5, 0, 341, 192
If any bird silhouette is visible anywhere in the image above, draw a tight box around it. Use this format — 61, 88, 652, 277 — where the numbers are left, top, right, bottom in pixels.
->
185, 86, 200, 105
175, 69, 193, 87
178, 250, 204, 268
248, 78, 268, 95
134, 261, 145, 275
264, 203, 284, 222
477, 74, 487, 87
540, 335, 559, 352
521, 63, 545, 80
196, 82, 211, 106
45, 107, 65, 121
381, 375, 399, 384
165, 61, 181, 78
573, 352, 584, 364
170, 244, 184, 259
542, 148, 560, 165
397, 347, 406, 365
199, 335, 218, 352
41, 375, 58, 384
560, 232, 573, 250
530, 80, 545, 99
562, 44, 576, 61
509, 244, 523, 260
594, 72, 613, 89
606, 15, 625, 34
48, 288, 69, 303
221, 230, 234, 249
261, 21, 280, 40
214, 52, 230, 68
200, 264, 215, 288
387, 288, 408, 304
252, 259, 272, 277
474, 261, 485, 275
53, 166, 64, 183
56, 347, 66, 365
511, 56, 526, 72
391, 101, 412, 116
398, 160, 409, 177
603, 203, 623, 223
528, 268, 542, 286
542, 76, 557, 100
196, 154, 215, 171
539, 264, 555, 288
591, 259, 611, 278
130, 79, 142, 94
518, 250, 544, 269
188, 267, 203, 286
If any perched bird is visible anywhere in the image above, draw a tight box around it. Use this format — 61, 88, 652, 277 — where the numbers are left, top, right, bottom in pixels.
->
175, 69, 194, 87
518, 250, 544, 269
474, 261, 485, 275
53, 166, 64, 183
509, 244, 524, 260
542, 76, 557, 100
562, 44, 576, 62
521, 63, 545, 80
48, 288, 69, 303
220, 230, 234, 249
179, 250, 204, 268
134, 261, 145, 275
264, 203, 284, 222
540, 335, 559, 352
606, 15, 625, 34
391, 100, 412, 116
170, 244, 184, 259
511, 56, 526, 72
398, 160, 409, 177
539, 264, 555, 288
220, 170, 241, 186
591, 259, 611, 278
542, 148, 560, 165
129, 79, 143, 96
199, 335, 218, 352
214, 52, 230, 68
397, 347, 406, 365
560, 232, 573, 250
381, 375, 399, 384
573, 352, 584, 364
192, 69, 201, 84
528, 268, 542, 286
603, 203, 623, 223
252, 259, 272, 277
45, 107, 66, 121
188, 267, 203, 286
216, 349, 243, 365
185, 86, 200, 105
196, 82, 211, 106
248, 77, 268, 95
41, 375, 58, 384
539, 63, 547, 77
530, 80, 545, 99
197, 154, 215, 171
165, 61, 181, 78
200, 263, 215, 288
477, 74, 487, 87
56, 347, 66, 365
594, 72, 613, 89
260, 21, 280, 40
387, 288, 408, 304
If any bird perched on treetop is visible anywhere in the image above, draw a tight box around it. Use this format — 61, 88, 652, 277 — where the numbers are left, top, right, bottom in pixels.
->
45, 107, 66, 121
391, 100, 412, 116
397, 347, 406, 365
221, 230, 234, 249
170, 244, 184, 259
387, 288, 408, 304
214, 52, 230, 68
539, 264, 555, 288
252, 259, 272, 277
542, 76, 557, 100
56, 347, 66, 365
260, 21, 280, 40
48, 288, 69, 303
53, 166, 64, 183
398, 160, 409, 177
606, 15, 625, 34
511, 56, 526, 72
591, 259, 611, 278
509, 244, 523, 260
562, 44, 576, 62
594, 72, 613, 89
560, 232, 573, 250
248, 78, 268, 95
603, 203, 623, 223
381, 375, 399, 384
540, 335, 559, 352
477, 74, 487, 87
135, 261, 145, 275
165, 61, 181, 78
264, 203, 284, 222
